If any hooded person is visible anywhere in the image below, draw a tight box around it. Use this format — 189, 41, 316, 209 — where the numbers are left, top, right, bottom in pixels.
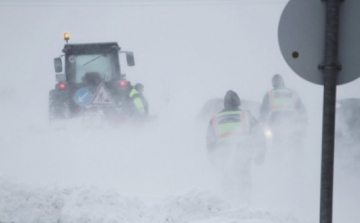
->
206, 90, 266, 205
206, 90, 264, 151
259, 74, 307, 149
260, 74, 306, 122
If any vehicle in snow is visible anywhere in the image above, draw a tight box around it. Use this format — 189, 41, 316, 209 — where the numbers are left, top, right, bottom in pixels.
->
336, 98, 360, 146
335, 98, 360, 170
49, 34, 136, 125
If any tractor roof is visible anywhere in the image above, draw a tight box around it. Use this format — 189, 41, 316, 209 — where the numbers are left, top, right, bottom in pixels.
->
62, 42, 121, 54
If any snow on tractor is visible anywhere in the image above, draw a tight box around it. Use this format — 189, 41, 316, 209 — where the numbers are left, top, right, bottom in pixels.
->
49, 33, 136, 126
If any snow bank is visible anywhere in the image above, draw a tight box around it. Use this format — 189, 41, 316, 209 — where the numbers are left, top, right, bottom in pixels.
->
0, 177, 301, 223
0, 177, 145, 223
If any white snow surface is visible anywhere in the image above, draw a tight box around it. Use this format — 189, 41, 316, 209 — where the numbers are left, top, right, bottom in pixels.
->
0, 113, 306, 223
0, 178, 299, 223
1, 1, 360, 222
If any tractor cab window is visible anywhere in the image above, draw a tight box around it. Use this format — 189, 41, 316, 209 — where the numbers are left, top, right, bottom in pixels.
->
67, 53, 116, 83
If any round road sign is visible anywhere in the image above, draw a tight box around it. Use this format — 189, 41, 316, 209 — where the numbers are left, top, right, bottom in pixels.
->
278, 0, 360, 85
74, 88, 92, 106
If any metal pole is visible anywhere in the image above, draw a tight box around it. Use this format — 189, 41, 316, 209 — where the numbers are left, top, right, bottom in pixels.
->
320, 0, 341, 223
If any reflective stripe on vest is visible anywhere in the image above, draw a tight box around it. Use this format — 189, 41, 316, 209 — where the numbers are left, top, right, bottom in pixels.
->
130, 89, 145, 113
268, 88, 297, 111
211, 110, 250, 140
130, 88, 139, 98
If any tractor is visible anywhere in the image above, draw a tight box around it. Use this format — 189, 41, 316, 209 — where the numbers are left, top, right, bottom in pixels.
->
49, 33, 136, 125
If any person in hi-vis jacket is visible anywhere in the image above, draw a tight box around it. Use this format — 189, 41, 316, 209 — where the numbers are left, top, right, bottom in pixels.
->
206, 90, 265, 205
259, 74, 307, 149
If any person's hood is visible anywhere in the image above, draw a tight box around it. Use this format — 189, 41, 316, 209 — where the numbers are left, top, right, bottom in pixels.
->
224, 90, 241, 109
272, 74, 285, 89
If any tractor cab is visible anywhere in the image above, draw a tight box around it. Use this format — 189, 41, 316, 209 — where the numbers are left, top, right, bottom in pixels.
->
54, 42, 134, 86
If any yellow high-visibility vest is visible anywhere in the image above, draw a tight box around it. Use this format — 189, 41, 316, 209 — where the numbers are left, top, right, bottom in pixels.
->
268, 88, 298, 112
129, 89, 145, 114
211, 110, 250, 141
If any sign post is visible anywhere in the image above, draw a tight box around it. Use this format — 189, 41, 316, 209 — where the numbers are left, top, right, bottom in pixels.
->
319, 1, 341, 222
277, 0, 360, 222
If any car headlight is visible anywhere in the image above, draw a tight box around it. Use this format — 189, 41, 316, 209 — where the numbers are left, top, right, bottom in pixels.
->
264, 129, 273, 139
